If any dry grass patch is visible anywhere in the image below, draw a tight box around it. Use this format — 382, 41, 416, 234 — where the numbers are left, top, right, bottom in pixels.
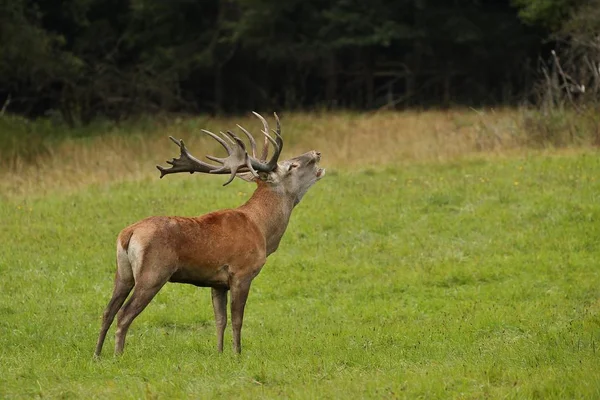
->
0, 108, 595, 198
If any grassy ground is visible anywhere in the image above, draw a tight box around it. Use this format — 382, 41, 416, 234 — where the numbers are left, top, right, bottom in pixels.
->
1, 111, 599, 398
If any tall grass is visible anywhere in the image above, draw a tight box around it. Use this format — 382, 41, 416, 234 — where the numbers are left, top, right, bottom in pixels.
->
1, 108, 598, 198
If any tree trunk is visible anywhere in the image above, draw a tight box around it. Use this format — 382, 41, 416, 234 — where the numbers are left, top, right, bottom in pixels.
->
60, 84, 75, 128
442, 65, 451, 108
214, 65, 223, 115
363, 48, 374, 108
324, 52, 337, 108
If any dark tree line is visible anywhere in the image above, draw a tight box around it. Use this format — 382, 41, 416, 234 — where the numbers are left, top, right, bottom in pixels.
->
0, 0, 591, 124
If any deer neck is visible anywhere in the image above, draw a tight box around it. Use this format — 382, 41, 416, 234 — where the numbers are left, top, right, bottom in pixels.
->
238, 180, 295, 255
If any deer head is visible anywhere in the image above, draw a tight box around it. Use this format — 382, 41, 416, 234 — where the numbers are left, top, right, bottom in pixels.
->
156, 112, 325, 203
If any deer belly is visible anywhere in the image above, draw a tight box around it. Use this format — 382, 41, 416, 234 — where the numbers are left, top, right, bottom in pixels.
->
169, 264, 230, 288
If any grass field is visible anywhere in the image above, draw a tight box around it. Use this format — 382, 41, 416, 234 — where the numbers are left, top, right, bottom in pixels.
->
1, 110, 600, 398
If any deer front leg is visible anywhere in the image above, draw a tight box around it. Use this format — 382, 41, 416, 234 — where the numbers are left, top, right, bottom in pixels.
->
211, 287, 228, 353
230, 277, 252, 354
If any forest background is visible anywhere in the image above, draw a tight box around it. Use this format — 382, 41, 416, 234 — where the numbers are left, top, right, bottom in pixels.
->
2, 0, 599, 123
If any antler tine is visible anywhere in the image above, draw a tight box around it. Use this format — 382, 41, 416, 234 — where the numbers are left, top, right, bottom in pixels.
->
220, 131, 236, 145
236, 124, 257, 158
200, 129, 232, 153
252, 112, 283, 169
269, 112, 283, 149
204, 131, 247, 166
267, 112, 283, 169
205, 131, 239, 165
207, 130, 260, 185
199, 128, 259, 184
226, 131, 260, 179
273, 112, 282, 140
156, 136, 223, 178
253, 111, 271, 161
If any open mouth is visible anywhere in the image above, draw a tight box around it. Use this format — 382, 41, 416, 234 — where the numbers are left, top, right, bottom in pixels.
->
314, 151, 324, 179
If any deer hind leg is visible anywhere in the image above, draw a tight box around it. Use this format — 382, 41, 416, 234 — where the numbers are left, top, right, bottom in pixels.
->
113, 237, 177, 355
94, 270, 134, 357
114, 276, 167, 355
211, 287, 228, 353
230, 276, 252, 354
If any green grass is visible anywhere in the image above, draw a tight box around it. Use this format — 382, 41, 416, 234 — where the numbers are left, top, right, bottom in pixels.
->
1, 153, 600, 398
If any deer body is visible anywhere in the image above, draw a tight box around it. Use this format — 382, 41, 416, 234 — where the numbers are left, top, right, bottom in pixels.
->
94, 113, 324, 357
120, 180, 292, 289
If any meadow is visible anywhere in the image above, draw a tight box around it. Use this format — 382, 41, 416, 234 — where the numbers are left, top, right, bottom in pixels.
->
1, 109, 599, 398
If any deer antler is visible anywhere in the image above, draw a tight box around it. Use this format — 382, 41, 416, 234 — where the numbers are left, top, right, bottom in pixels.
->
253, 111, 283, 168
156, 112, 283, 186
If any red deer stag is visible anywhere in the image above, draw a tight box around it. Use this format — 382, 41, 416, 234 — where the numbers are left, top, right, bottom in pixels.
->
94, 112, 325, 357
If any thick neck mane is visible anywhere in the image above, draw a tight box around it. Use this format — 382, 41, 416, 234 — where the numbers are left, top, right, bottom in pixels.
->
238, 180, 295, 255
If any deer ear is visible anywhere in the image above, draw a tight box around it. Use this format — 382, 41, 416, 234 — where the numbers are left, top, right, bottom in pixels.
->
235, 172, 257, 183
235, 171, 275, 183
257, 171, 273, 182
258, 172, 271, 182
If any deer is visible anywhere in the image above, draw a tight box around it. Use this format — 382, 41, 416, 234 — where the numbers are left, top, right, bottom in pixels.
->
94, 112, 325, 357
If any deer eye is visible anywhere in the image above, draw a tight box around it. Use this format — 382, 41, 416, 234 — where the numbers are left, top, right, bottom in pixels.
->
288, 163, 298, 171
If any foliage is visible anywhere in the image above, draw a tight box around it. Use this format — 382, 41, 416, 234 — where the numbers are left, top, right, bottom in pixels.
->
512, 0, 600, 117
511, 0, 579, 29
0, 0, 549, 122
1, 153, 600, 398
